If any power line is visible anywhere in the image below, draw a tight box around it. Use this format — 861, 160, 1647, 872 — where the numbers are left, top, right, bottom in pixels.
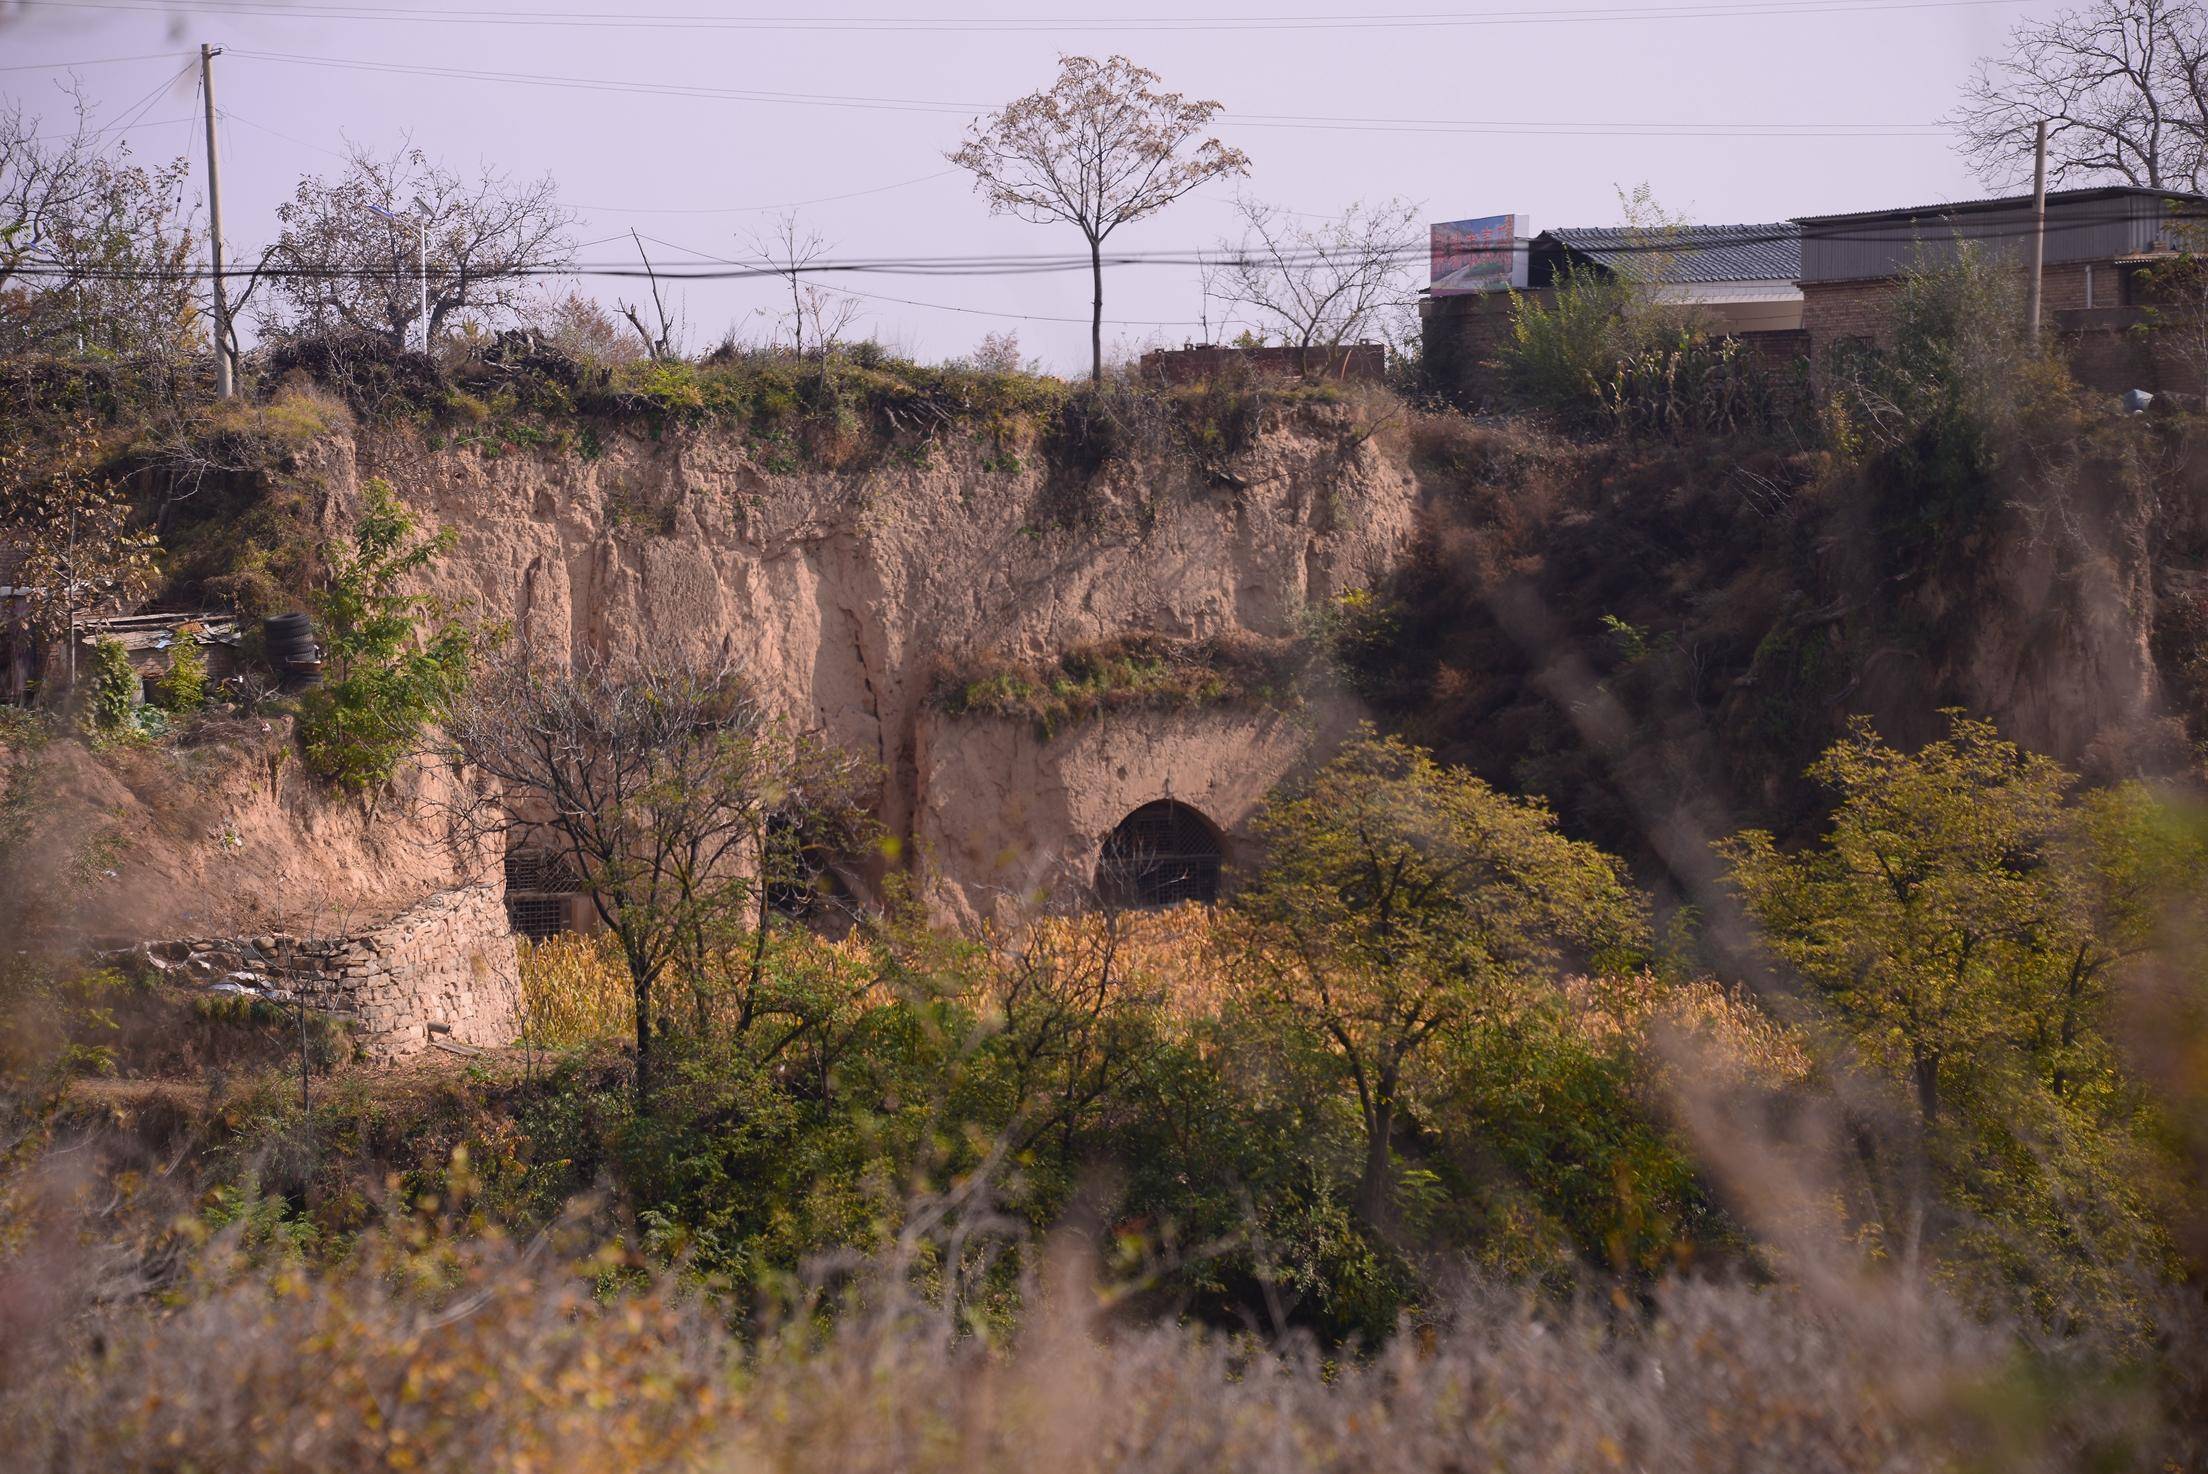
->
227, 50, 1951, 137
568, 169, 963, 216
18, 204, 2200, 285
218, 106, 351, 161
0, 50, 189, 74
637, 233, 1210, 325
15, 0, 2030, 33
100, 57, 199, 144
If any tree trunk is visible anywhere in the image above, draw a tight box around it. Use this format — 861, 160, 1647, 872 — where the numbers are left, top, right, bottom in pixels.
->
1089, 235, 1104, 384
631, 964, 653, 1108
1357, 1100, 1394, 1226
1912, 1050, 1939, 1125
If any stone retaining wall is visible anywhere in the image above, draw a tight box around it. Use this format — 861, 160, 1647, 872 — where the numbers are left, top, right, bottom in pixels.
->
114, 884, 519, 1062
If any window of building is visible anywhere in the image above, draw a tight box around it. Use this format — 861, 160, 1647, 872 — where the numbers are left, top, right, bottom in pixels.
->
1096, 800, 1223, 908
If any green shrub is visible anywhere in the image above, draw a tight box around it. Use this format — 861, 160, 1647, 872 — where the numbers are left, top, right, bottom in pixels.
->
84, 636, 137, 734
1600, 329, 1781, 439
1503, 266, 1641, 415
156, 628, 208, 712
934, 633, 1307, 736
297, 479, 474, 790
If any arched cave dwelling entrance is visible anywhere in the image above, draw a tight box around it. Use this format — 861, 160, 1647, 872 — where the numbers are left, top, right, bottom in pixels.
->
1095, 800, 1224, 908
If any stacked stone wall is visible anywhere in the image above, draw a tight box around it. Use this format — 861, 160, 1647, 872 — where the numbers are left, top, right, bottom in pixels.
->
115, 884, 519, 1063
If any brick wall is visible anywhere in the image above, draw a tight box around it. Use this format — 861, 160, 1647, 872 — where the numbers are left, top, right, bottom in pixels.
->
116, 884, 520, 1063
1418, 291, 1527, 408
1422, 290, 1807, 405
1803, 261, 2199, 397
1805, 264, 2104, 350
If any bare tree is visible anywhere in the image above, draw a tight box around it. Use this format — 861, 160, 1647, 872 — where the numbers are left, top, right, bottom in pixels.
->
1952, 0, 2208, 191
615, 230, 682, 362
949, 55, 1250, 382
1207, 197, 1420, 374
1, 87, 200, 362
260, 140, 575, 349
442, 646, 872, 1104
529, 287, 645, 366
743, 211, 862, 361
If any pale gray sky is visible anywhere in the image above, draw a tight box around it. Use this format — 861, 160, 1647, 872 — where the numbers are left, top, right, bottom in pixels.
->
2, 0, 2069, 371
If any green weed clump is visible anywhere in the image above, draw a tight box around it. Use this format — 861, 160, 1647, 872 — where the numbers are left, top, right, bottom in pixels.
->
155, 628, 208, 712
935, 632, 1309, 736
297, 479, 475, 790
83, 637, 137, 735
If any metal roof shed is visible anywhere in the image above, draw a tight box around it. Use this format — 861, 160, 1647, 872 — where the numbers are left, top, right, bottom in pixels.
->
1793, 186, 2205, 284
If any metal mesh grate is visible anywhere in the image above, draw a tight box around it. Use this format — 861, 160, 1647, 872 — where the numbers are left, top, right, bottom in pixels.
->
506, 893, 567, 941
505, 846, 583, 939
504, 847, 581, 895
1096, 800, 1222, 908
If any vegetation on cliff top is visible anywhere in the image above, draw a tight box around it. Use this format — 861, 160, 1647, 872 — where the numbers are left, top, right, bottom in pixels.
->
933, 631, 1312, 736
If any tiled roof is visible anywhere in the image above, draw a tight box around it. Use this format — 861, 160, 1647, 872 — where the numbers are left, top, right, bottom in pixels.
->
1545, 223, 1800, 284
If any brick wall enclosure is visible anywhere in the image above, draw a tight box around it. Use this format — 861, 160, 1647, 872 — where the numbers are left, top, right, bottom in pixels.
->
1802, 264, 2199, 396
1418, 292, 1524, 408
117, 884, 520, 1062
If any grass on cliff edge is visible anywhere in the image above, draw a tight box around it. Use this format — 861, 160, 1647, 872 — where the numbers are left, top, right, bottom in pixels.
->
933, 632, 1312, 736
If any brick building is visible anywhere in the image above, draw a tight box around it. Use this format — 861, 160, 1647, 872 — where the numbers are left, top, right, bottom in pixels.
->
1420, 221, 1803, 406
1794, 185, 2207, 393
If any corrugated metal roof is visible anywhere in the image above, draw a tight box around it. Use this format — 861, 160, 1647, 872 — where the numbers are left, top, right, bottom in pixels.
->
1794, 184, 2205, 225
1544, 223, 1800, 284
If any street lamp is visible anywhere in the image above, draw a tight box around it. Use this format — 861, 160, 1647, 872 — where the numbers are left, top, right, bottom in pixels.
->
366, 198, 430, 354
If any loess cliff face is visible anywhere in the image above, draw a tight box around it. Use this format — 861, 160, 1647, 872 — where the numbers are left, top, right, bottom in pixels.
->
31, 387, 2199, 945
303, 404, 1418, 921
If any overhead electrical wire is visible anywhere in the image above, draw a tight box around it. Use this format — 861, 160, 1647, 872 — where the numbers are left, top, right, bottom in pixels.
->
635, 233, 1211, 325
16, 202, 2202, 286
14, 0, 2030, 33
97, 57, 200, 142
0, 50, 192, 73
223, 50, 1949, 136
568, 169, 964, 216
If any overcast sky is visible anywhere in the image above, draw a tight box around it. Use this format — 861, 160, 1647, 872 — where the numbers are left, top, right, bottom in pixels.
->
2, 0, 2071, 371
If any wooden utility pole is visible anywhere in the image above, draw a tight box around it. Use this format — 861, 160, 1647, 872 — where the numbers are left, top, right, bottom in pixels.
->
200, 43, 234, 398
2027, 119, 2048, 343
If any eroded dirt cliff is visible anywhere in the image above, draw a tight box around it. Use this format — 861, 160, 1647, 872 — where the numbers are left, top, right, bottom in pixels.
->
310, 401, 1419, 873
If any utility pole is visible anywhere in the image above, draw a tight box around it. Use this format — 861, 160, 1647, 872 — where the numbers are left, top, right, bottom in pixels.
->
2027, 119, 2048, 343
199, 43, 234, 398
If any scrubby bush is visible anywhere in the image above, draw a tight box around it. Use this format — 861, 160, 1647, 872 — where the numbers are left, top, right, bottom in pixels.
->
83, 636, 136, 735
1503, 266, 1645, 415
297, 478, 475, 789
935, 632, 1308, 736
155, 628, 207, 712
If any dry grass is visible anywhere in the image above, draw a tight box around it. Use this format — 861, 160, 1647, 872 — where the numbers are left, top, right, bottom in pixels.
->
2, 1225, 733, 1473
517, 931, 633, 1047
0, 1211, 2170, 1474
517, 928, 887, 1047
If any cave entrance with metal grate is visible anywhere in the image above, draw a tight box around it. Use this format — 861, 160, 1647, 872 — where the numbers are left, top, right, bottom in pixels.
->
1096, 800, 1223, 908
504, 846, 585, 941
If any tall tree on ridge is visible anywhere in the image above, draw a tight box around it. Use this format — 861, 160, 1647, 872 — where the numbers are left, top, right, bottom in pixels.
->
951, 55, 1249, 382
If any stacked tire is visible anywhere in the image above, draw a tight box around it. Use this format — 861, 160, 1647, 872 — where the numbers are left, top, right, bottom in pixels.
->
264, 613, 322, 692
